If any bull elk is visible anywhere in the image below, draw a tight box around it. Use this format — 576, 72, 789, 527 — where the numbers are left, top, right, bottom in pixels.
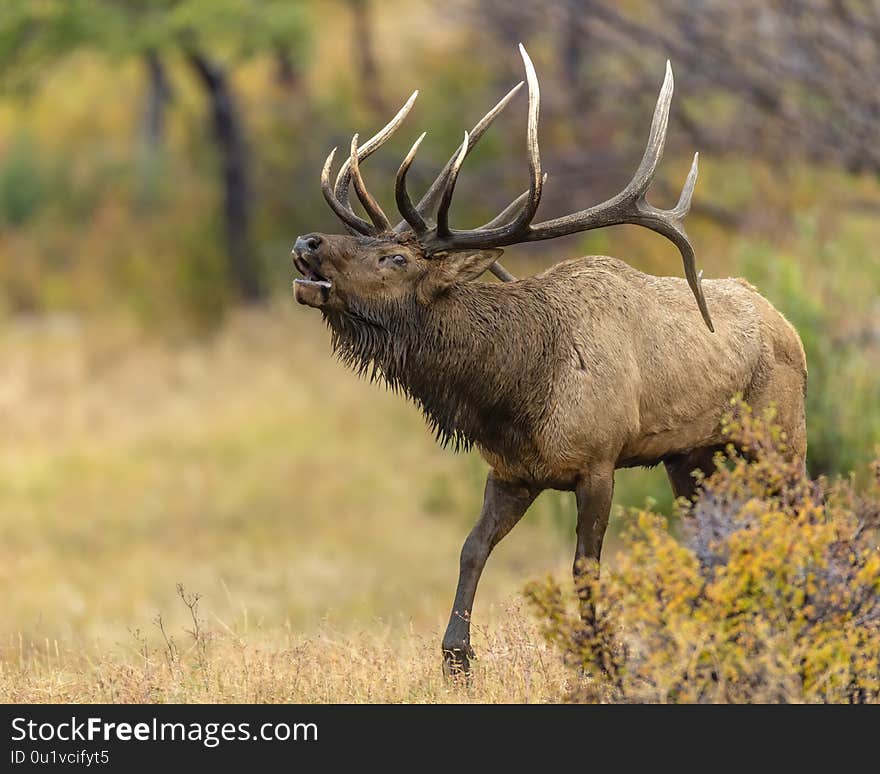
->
291, 46, 807, 673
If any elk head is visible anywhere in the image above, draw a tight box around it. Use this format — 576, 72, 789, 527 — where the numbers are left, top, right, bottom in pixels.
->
291, 231, 503, 311
293, 45, 714, 332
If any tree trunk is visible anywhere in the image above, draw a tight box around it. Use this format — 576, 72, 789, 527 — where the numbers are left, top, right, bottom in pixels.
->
560, 0, 591, 140
186, 49, 263, 302
143, 49, 172, 151
349, 0, 385, 114
274, 45, 303, 92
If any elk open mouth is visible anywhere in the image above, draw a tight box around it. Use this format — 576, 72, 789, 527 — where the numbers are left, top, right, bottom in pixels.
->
293, 257, 332, 307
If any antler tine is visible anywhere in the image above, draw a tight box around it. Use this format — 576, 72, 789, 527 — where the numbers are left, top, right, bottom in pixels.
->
321, 147, 375, 235
673, 152, 699, 217
479, 44, 542, 239
510, 43, 544, 231
349, 134, 392, 232
622, 60, 674, 200
674, 236, 712, 332
395, 132, 428, 235
478, 172, 549, 230
334, 90, 419, 210
488, 263, 517, 282
392, 81, 524, 233
436, 131, 470, 237
457, 175, 549, 286
661, 151, 712, 330
426, 44, 544, 247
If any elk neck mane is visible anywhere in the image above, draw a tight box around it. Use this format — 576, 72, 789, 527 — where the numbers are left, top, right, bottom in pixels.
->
323, 279, 563, 458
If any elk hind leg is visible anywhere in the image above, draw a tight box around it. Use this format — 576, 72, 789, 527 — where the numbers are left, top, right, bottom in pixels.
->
663, 447, 718, 502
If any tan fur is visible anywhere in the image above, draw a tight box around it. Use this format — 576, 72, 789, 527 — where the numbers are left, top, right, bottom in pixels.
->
480, 256, 807, 483
295, 46, 808, 672
292, 231, 808, 672
294, 234, 807, 482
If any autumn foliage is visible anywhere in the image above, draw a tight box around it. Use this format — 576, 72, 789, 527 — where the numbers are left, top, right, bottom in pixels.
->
526, 400, 880, 703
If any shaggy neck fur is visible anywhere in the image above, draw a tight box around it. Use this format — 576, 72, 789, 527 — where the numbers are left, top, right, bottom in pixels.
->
323, 280, 563, 460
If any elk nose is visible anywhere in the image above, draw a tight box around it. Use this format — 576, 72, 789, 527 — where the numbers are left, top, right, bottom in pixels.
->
294, 234, 322, 255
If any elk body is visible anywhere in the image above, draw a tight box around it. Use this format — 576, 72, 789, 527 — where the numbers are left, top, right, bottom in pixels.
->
292, 47, 807, 673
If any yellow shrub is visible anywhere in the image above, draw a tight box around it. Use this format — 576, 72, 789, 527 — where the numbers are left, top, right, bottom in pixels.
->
526, 400, 880, 703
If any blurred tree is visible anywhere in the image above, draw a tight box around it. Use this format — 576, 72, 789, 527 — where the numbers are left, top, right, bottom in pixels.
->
185, 46, 256, 299
468, 0, 880, 223
347, 0, 386, 114
569, 0, 880, 176
0, 0, 309, 302
273, 45, 303, 92
143, 49, 173, 154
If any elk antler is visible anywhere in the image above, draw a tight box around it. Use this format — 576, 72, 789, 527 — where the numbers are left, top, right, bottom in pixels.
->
322, 82, 522, 279
392, 82, 524, 234
395, 46, 712, 331
324, 90, 419, 235
319, 46, 713, 331
322, 83, 522, 240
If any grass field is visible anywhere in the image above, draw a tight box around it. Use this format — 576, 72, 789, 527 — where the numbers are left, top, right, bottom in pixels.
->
0, 304, 601, 702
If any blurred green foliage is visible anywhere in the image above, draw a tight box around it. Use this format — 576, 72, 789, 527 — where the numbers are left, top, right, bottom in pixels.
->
737, 232, 880, 477
0, 133, 44, 225
0, 0, 309, 78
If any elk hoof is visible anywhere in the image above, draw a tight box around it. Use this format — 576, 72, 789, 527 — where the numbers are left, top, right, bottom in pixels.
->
442, 641, 475, 679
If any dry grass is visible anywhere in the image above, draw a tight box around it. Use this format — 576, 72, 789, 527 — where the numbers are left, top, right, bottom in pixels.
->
0, 304, 592, 702
0, 597, 572, 703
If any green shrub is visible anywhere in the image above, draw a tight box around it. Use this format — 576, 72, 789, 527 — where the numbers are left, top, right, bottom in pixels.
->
526, 399, 880, 703
737, 243, 880, 476
0, 134, 45, 226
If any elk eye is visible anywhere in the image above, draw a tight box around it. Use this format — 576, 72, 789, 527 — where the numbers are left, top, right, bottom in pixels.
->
380, 254, 408, 267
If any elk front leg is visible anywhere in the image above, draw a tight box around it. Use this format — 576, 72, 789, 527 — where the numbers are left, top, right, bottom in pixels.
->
573, 466, 614, 614
442, 472, 538, 676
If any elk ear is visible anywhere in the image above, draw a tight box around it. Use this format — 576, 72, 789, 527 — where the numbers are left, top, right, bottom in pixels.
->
445, 249, 506, 282
418, 249, 505, 302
